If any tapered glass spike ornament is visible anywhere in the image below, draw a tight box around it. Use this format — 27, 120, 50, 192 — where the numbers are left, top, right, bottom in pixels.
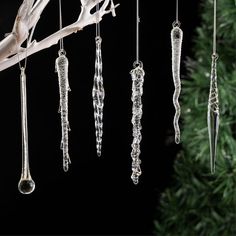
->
207, 54, 219, 174
207, 0, 220, 174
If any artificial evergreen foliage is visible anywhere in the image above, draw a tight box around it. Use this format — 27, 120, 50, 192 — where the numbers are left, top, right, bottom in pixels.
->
154, 0, 236, 235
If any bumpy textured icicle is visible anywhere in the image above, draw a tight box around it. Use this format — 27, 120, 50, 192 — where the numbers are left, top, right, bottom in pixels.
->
171, 25, 183, 144
55, 49, 71, 172
130, 64, 145, 185
92, 36, 104, 157
208, 54, 219, 174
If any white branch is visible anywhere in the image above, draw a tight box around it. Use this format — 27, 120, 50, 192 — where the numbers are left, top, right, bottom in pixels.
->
0, 0, 119, 71
0, 0, 50, 61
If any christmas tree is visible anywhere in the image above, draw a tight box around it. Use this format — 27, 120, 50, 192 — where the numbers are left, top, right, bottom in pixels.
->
154, 0, 236, 235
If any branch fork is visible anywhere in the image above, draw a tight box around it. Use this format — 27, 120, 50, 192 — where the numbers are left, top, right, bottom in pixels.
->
0, 0, 119, 71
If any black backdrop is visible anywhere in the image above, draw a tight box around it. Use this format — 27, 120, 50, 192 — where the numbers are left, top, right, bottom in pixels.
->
0, 0, 199, 235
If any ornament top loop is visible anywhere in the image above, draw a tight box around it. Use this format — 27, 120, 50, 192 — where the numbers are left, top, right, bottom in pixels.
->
172, 20, 181, 28
20, 66, 25, 72
58, 49, 66, 56
212, 53, 219, 60
133, 60, 143, 69
95, 36, 102, 43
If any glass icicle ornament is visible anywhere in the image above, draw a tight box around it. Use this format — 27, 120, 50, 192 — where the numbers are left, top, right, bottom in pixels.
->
208, 53, 219, 174
55, 49, 71, 172
18, 67, 35, 194
129, 0, 145, 185
171, 22, 183, 144
207, 0, 219, 174
92, 36, 104, 157
130, 63, 145, 185
55, 0, 71, 172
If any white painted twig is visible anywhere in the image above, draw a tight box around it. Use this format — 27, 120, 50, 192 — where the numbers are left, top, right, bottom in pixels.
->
0, 0, 119, 71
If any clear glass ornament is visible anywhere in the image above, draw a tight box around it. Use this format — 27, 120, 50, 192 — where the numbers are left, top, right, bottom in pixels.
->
130, 63, 145, 185
92, 36, 104, 157
207, 54, 219, 174
18, 67, 35, 194
171, 22, 183, 144
55, 49, 71, 171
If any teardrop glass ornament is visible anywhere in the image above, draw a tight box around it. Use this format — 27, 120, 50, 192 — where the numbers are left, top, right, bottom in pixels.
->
18, 67, 35, 194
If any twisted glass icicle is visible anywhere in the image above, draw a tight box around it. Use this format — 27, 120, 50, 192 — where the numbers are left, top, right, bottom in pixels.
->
208, 54, 219, 174
171, 24, 183, 144
92, 36, 105, 157
18, 67, 35, 194
130, 64, 145, 185
55, 49, 71, 172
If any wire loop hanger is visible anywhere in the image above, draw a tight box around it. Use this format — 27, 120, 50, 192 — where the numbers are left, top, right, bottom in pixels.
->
58, 0, 66, 55
96, 3, 101, 39
172, 0, 181, 27
212, 0, 218, 58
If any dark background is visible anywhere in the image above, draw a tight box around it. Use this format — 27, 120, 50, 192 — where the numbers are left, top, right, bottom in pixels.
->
0, 0, 199, 235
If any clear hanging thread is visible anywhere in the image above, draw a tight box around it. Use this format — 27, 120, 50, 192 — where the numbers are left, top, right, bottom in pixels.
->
207, 0, 219, 174
92, 3, 105, 157
55, 0, 71, 171
130, 0, 145, 185
171, 0, 183, 144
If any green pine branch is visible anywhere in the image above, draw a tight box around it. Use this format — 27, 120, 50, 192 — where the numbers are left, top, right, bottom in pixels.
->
154, 0, 236, 235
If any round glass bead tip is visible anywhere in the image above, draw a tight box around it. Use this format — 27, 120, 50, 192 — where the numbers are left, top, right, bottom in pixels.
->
18, 179, 35, 194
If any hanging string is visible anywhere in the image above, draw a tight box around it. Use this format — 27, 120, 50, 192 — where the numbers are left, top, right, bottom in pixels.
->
136, 0, 140, 64
59, 0, 64, 50
18, 34, 30, 70
96, 3, 101, 37
173, 0, 180, 27
213, 0, 217, 55
18, 51, 27, 70
176, 0, 179, 23
18, 1, 37, 68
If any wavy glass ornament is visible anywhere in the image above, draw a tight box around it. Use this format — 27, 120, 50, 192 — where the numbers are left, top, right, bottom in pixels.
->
171, 23, 183, 144
207, 54, 219, 174
18, 67, 35, 194
130, 63, 145, 185
55, 49, 71, 172
92, 36, 105, 157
